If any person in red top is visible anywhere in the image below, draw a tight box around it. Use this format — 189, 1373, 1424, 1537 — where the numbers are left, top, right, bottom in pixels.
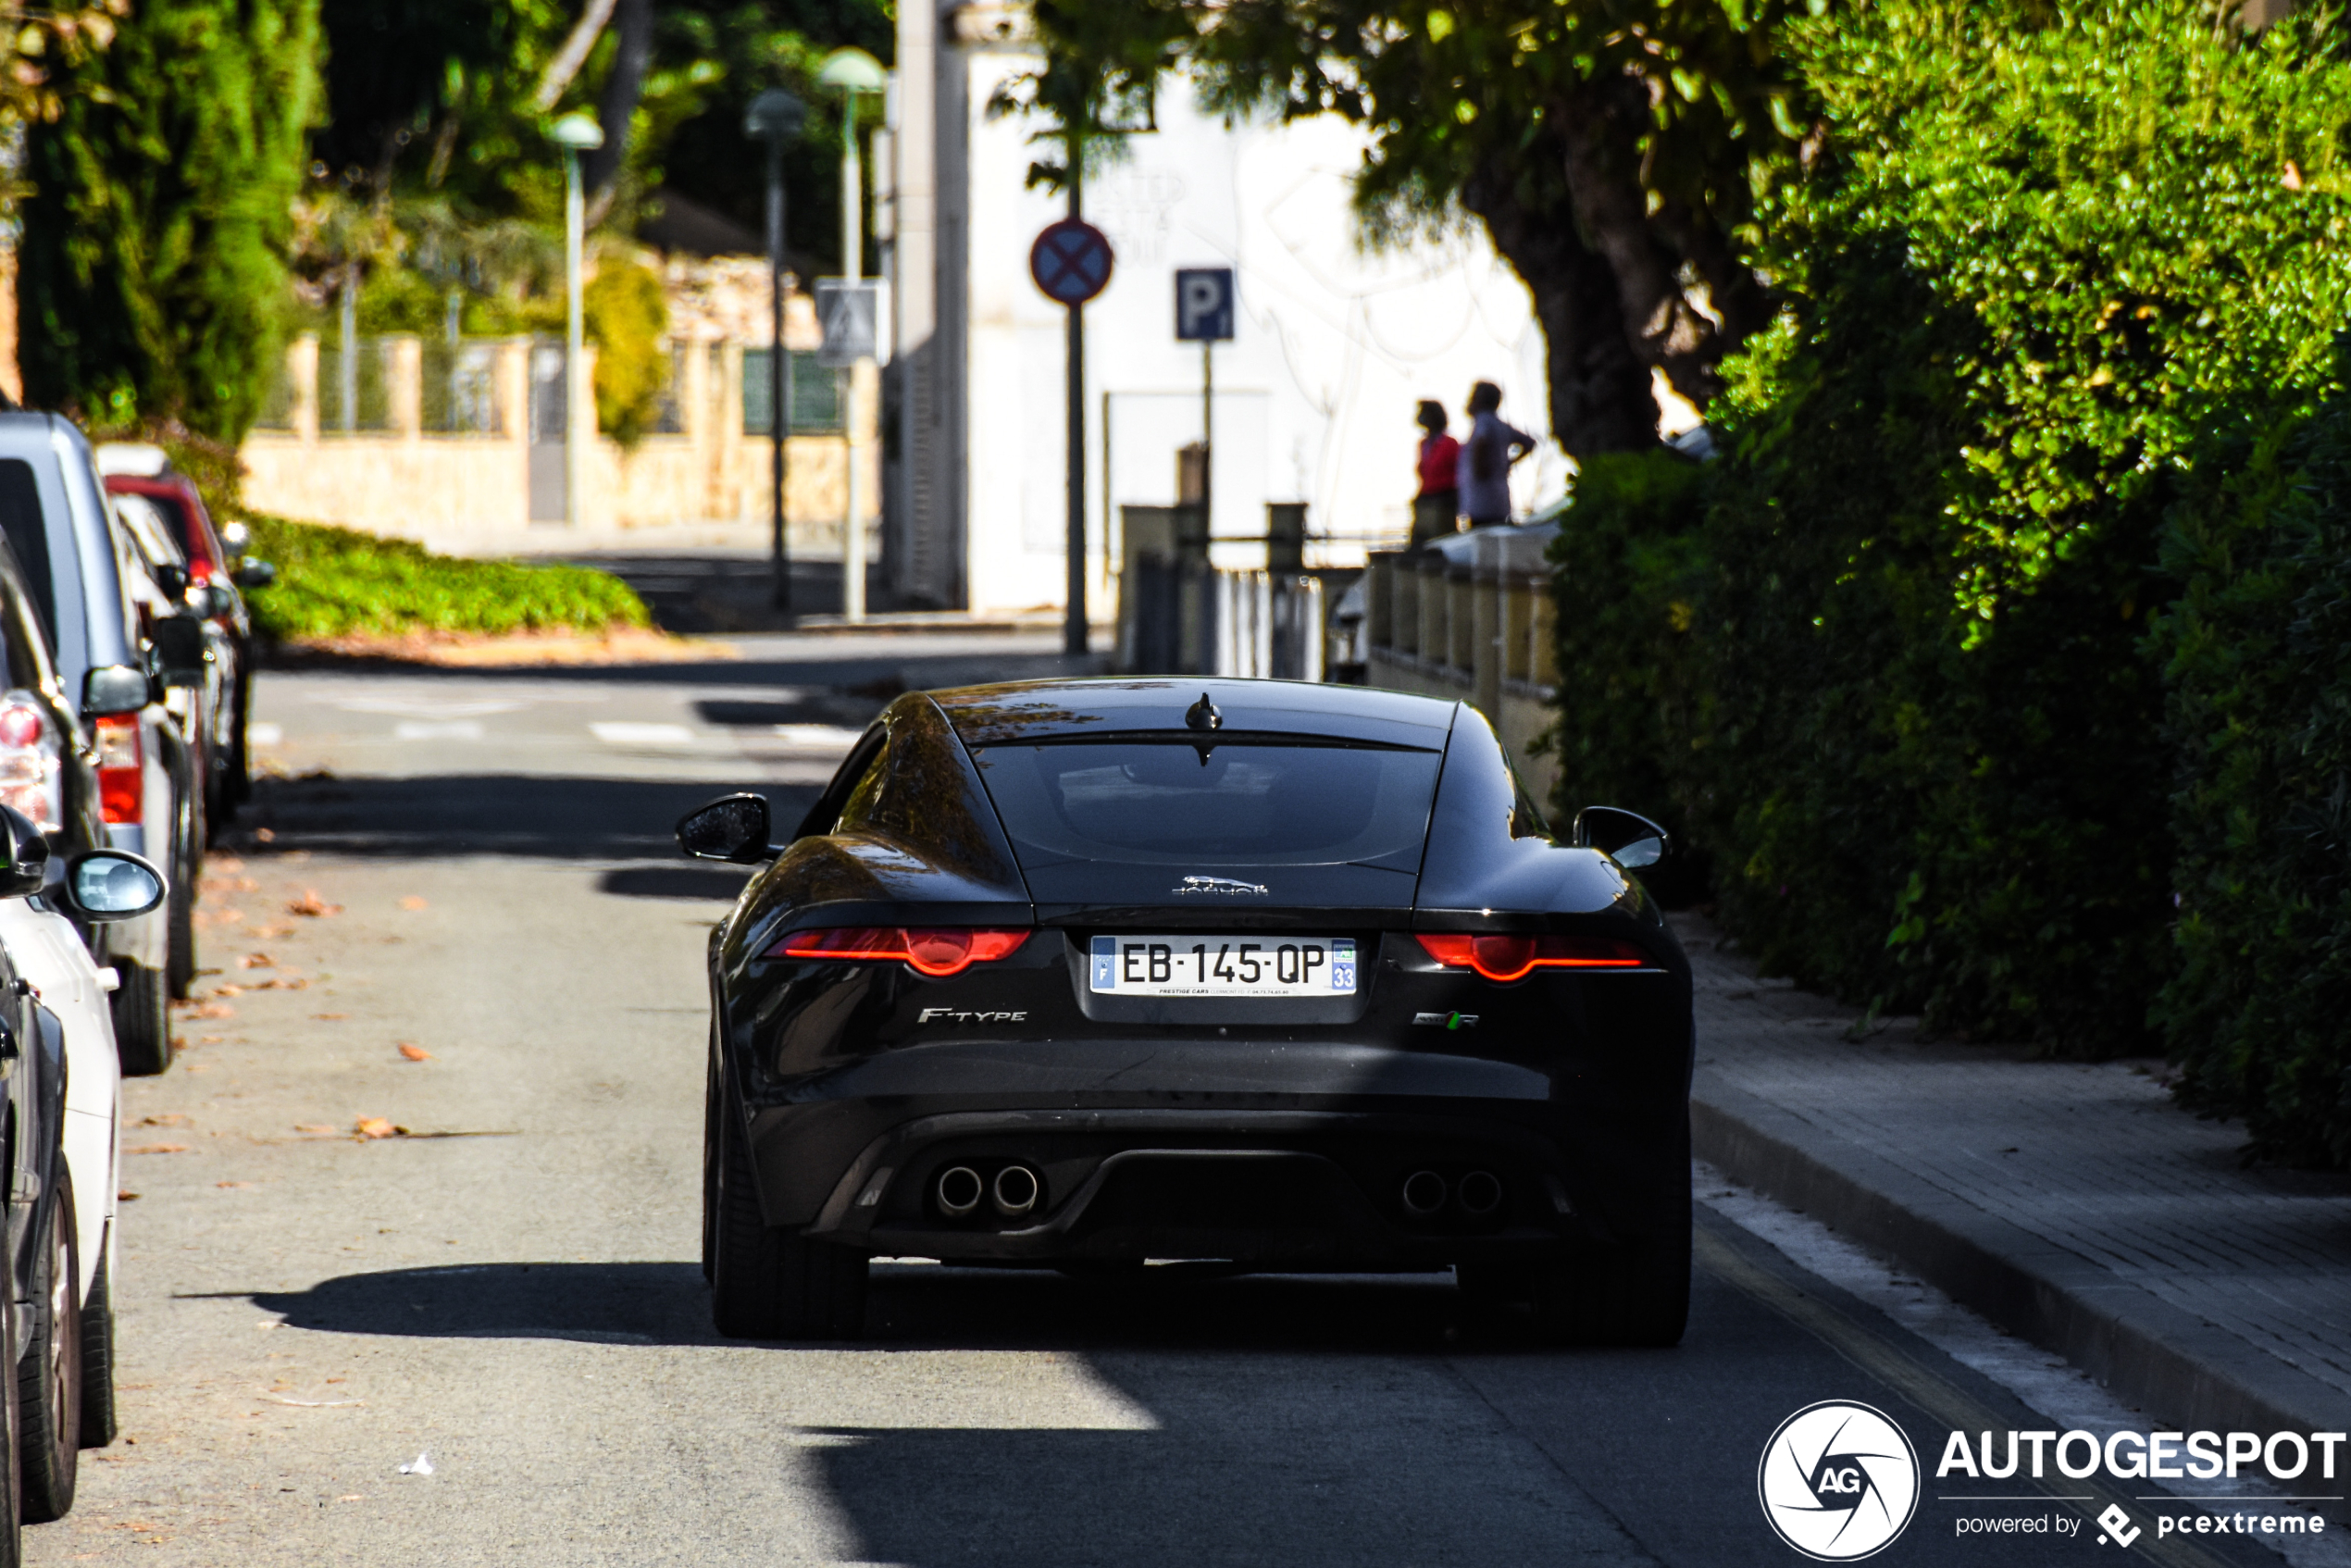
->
1412, 400, 1461, 546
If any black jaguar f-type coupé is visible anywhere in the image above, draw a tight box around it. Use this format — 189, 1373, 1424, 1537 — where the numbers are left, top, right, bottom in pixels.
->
678, 678, 1691, 1343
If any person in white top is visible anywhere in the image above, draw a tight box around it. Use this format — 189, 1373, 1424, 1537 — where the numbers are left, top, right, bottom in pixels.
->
1458, 380, 1536, 527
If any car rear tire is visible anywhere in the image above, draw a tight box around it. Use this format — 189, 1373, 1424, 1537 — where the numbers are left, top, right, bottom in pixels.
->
19, 1174, 80, 1523
709, 1093, 865, 1340
1532, 1202, 1690, 1348
0, 1233, 24, 1568
166, 848, 196, 1002
78, 1231, 116, 1450
110, 963, 171, 1077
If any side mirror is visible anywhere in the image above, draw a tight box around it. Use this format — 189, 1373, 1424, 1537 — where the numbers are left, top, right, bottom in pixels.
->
0, 805, 47, 900
234, 558, 276, 590
150, 616, 212, 688
203, 583, 239, 618
1573, 805, 1671, 870
59, 849, 163, 921
81, 664, 151, 717
218, 520, 252, 554
153, 562, 189, 600
676, 793, 774, 864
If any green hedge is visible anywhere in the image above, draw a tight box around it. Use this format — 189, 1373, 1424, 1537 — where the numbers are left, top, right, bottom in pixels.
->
2154, 368, 2351, 1168
1549, 1, 2351, 1087
243, 515, 653, 642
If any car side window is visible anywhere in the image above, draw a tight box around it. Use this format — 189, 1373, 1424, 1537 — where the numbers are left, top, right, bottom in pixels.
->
0, 461, 55, 653
833, 739, 891, 833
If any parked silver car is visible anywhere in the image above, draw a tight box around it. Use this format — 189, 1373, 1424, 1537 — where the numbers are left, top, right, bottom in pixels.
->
0, 414, 201, 1074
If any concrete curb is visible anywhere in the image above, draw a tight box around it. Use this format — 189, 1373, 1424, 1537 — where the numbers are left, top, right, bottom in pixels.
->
1690, 1070, 2347, 1453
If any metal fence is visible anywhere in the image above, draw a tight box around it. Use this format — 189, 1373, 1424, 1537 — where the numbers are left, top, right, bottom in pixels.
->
422, 341, 501, 435
316, 339, 392, 433
1124, 559, 1324, 680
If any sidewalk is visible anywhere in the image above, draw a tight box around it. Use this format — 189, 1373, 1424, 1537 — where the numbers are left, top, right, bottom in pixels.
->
1678, 914, 2351, 1481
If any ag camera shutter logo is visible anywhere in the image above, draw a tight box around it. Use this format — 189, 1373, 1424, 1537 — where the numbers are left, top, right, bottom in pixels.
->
1759, 1400, 1921, 1561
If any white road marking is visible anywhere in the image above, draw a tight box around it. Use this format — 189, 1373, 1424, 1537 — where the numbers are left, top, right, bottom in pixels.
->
337, 699, 526, 718
590, 722, 699, 747
246, 723, 283, 746
394, 721, 484, 740
770, 724, 863, 750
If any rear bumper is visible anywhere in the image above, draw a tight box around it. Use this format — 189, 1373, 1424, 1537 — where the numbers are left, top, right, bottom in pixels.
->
754, 1099, 1686, 1269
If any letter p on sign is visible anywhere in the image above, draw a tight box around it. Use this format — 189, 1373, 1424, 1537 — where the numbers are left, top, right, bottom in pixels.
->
1176, 268, 1235, 342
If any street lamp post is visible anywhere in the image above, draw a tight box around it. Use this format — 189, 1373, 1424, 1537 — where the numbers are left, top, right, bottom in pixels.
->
818, 47, 886, 625
549, 113, 604, 529
745, 87, 806, 615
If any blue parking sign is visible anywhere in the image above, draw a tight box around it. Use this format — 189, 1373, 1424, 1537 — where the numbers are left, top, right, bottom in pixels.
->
1176, 268, 1235, 342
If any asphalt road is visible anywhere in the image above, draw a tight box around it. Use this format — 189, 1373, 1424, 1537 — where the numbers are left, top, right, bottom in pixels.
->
26, 634, 2308, 1567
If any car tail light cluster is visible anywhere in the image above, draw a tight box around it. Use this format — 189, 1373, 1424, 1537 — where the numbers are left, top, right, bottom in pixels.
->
1415, 932, 1651, 982
0, 691, 62, 832
768, 927, 1029, 977
95, 715, 143, 825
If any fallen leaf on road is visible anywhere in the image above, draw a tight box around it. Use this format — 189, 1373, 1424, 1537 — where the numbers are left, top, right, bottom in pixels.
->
248, 977, 309, 990
140, 1114, 189, 1126
312, 1013, 345, 1021
236, 953, 274, 969
187, 1002, 235, 1018
255, 828, 275, 842
117, 1191, 139, 1201
128, 1143, 188, 1155
294, 1123, 335, 1135
198, 1035, 223, 1044
399, 896, 429, 910
287, 890, 342, 917
260, 1395, 362, 1408
216, 1181, 252, 1189
253, 924, 296, 939
398, 1043, 432, 1062
354, 1117, 397, 1139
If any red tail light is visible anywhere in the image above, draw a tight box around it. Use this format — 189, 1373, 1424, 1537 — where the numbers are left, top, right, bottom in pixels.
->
1415, 932, 1650, 982
0, 692, 61, 832
95, 715, 142, 825
769, 927, 1029, 977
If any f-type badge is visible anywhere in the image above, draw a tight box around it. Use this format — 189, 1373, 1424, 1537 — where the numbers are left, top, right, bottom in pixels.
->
1175, 876, 1269, 897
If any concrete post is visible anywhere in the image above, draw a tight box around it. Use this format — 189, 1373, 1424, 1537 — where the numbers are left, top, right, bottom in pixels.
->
386, 334, 423, 440
289, 335, 320, 444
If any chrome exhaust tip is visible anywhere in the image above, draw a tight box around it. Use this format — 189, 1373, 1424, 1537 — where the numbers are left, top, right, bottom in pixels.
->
991, 1164, 1040, 1218
1457, 1170, 1503, 1217
937, 1165, 984, 1217
1401, 1170, 1449, 1217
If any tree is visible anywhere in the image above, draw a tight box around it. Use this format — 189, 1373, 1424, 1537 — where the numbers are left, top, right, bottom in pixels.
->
1026, 0, 1813, 456
18, 0, 322, 439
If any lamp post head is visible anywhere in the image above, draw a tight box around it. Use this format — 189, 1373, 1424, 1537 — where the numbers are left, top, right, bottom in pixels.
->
817, 48, 887, 95
745, 87, 807, 144
549, 112, 605, 152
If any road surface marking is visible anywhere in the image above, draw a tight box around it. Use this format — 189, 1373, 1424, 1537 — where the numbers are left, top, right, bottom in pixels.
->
394, 721, 483, 740
590, 722, 699, 747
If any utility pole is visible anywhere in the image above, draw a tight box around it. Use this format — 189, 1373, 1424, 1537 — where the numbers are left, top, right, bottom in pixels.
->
1064, 131, 1087, 659
820, 47, 886, 624
551, 113, 604, 529
746, 88, 806, 614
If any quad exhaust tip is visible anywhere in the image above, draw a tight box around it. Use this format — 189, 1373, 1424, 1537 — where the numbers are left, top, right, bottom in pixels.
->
937, 1165, 984, 1217
992, 1164, 1040, 1218
1457, 1170, 1503, 1217
1401, 1170, 1449, 1216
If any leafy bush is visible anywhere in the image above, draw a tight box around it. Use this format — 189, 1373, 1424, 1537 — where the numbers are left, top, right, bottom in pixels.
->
2154, 370, 2351, 1167
1549, 0, 2351, 1064
241, 514, 653, 642
584, 261, 672, 448
18, 0, 320, 441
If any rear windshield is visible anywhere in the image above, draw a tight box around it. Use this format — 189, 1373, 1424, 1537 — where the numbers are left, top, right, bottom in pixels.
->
969, 740, 1441, 869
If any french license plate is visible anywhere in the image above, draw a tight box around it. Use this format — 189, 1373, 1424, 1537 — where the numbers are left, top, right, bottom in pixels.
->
1088, 936, 1357, 998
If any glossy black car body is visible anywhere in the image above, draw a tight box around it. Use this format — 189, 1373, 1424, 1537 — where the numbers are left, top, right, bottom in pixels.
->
687, 678, 1693, 1342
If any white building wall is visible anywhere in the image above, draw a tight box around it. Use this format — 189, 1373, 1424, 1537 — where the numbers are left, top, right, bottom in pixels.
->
957, 54, 1563, 617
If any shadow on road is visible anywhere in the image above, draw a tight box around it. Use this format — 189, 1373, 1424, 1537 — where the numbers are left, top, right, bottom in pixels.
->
597, 865, 758, 899
246, 773, 820, 861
